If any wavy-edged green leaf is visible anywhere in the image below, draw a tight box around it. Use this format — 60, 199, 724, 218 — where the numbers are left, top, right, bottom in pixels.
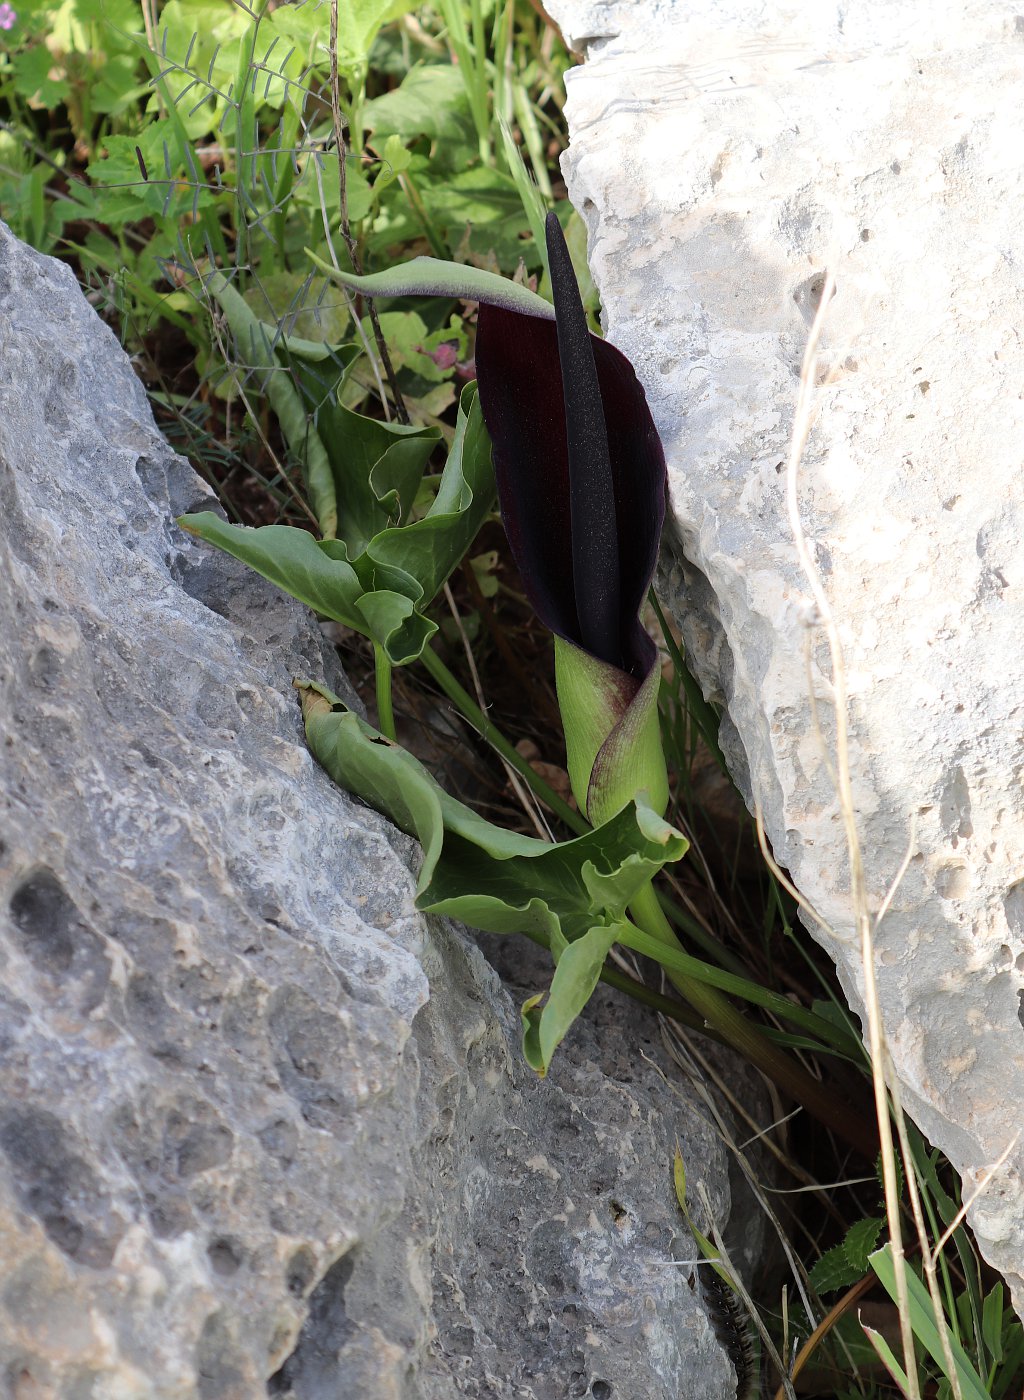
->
528, 921, 622, 1074
176, 517, 365, 628
363, 64, 475, 150
180, 385, 492, 666
307, 248, 554, 321
327, 410, 437, 558
298, 684, 688, 1068
364, 382, 495, 610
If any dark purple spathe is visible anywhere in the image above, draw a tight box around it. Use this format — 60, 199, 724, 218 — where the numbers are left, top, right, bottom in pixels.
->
474, 216, 667, 682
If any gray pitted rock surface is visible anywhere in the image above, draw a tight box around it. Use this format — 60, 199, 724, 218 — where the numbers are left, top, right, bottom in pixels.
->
0, 221, 763, 1397
547, 0, 1024, 1313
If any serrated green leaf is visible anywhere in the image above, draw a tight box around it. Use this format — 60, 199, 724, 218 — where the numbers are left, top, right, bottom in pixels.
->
809, 1241, 865, 1296
11, 45, 71, 107
843, 1216, 885, 1274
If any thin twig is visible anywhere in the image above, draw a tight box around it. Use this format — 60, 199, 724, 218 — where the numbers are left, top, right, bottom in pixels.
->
328, 0, 409, 424
782, 270, 922, 1399
442, 582, 554, 841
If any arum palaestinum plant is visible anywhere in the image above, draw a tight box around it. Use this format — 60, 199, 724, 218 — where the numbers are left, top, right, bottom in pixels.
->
316, 215, 872, 1156
184, 218, 874, 1158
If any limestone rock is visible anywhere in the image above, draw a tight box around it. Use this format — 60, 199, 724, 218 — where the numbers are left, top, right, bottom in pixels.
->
0, 222, 759, 1397
548, 0, 1024, 1309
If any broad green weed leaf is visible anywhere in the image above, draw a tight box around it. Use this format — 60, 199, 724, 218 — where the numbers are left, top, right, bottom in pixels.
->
374, 133, 413, 194
293, 156, 374, 224
243, 272, 351, 346
361, 311, 450, 383
362, 63, 475, 147
339, 0, 417, 72
422, 166, 535, 265
86, 119, 206, 220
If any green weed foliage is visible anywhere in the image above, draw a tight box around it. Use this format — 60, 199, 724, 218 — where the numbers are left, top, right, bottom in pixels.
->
0, 0, 571, 390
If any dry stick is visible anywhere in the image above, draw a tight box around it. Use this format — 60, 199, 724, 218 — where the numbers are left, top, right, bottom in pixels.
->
782, 270, 922, 1399
658, 1027, 840, 1214
442, 582, 554, 841
697, 1186, 796, 1400
775, 1268, 879, 1400
306, 144, 391, 415
328, 0, 409, 425
197, 264, 321, 528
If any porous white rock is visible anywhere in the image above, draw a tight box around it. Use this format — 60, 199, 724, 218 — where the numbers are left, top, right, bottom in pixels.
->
548, 0, 1024, 1308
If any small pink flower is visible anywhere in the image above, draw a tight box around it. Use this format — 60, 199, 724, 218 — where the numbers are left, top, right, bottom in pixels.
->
427, 342, 458, 371
0, 4, 16, 29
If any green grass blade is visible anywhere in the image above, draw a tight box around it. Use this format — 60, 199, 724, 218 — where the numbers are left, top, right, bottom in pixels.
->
869, 1245, 992, 1400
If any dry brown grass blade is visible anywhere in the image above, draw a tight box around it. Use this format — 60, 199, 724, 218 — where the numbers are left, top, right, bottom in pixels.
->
774, 1268, 879, 1400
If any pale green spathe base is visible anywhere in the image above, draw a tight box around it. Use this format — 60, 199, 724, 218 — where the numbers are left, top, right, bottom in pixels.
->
553, 635, 669, 826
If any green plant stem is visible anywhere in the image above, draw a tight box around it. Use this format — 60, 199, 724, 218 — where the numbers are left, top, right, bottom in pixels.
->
597, 965, 709, 1036
420, 644, 588, 833
655, 886, 752, 979
626, 880, 876, 1159
374, 643, 397, 741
